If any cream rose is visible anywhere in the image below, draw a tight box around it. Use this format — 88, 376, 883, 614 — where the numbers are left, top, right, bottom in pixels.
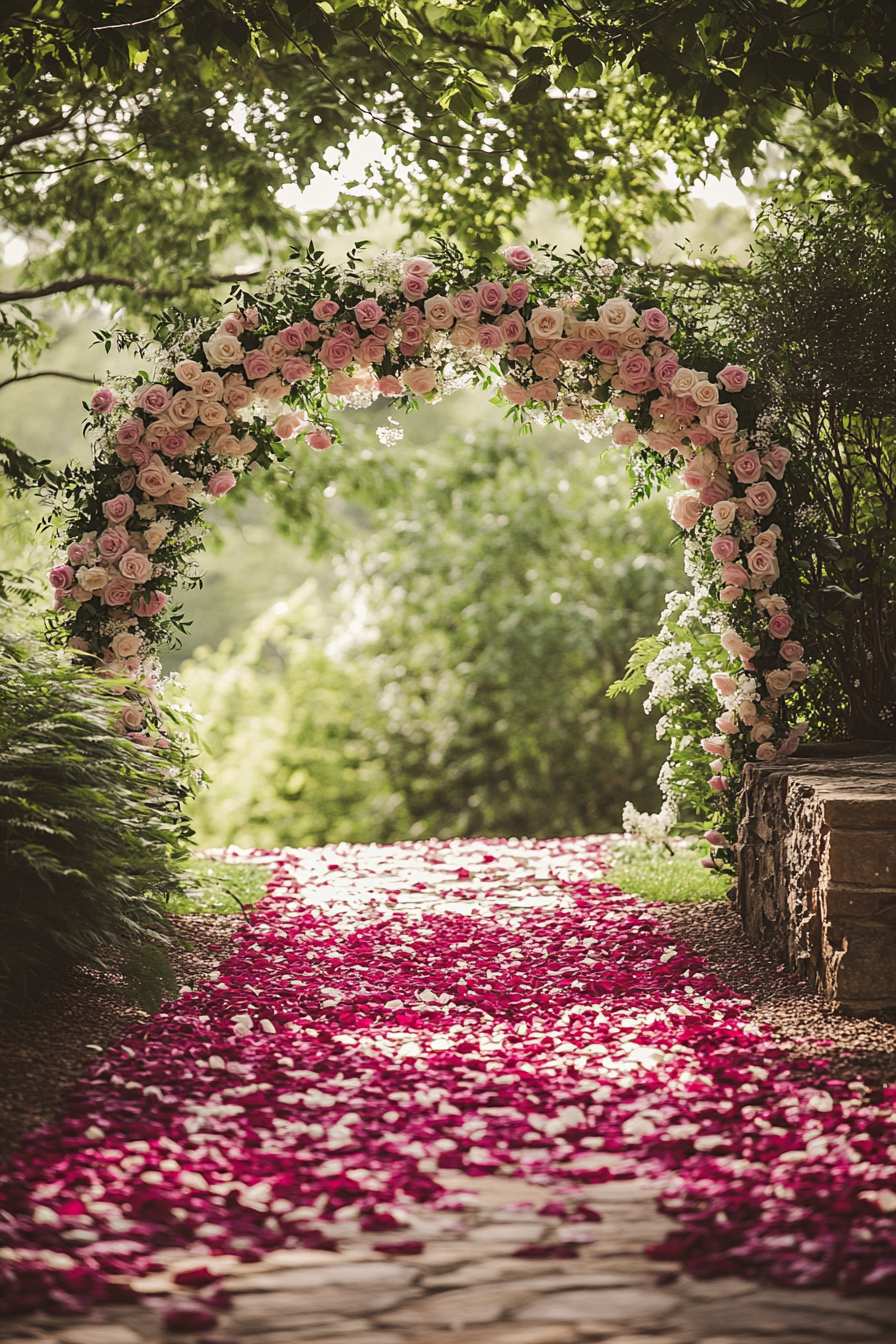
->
77, 564, 110, 592
597, 298, 637, 333
203, 331, 245, 368
136, 461, 173, 498
423, 297, 454, 330
765, 668, 793, 697
691, 380, 720, 407
111, 632, 142, 659
526, 307, 565, 342
669, 490, 703, 530
118, 550, 154, 583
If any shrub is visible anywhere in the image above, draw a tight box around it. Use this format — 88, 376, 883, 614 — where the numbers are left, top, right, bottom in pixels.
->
0, 616, 189, 1010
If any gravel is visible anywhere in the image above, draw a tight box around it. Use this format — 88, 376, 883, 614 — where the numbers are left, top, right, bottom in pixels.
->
0, 913, 239, 1158
656, 896, 896, 1083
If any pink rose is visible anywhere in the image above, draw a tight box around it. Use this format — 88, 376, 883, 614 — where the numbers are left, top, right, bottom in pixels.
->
279, 357, 312, 383
701, 735, 731, 759
643, 431, 678, 455
788, 660, 809, 683
399, 337, 424, 357
529, 379, 558, 403
48, 563, 74, 590
91, 387, 118, 415
116, 418, 144, 448
97, 527, 129, 560
681, 449, 719, 490
450, 290, 481, 321
715, 710, 739, 734
501, 381, 528, 406
354, 298, 385, 329
720, 629, 752, 656
274, 411, 308, 440
509, 343, 532, 362
700, 480, 732, 507
319, 336, 355, 370
477, 280, 507, 314
710, 535, 740, 563
402, 367, 438, 395
166, 391, 200, 429
755, 742, 777, 761
313, 299, 340, 322
243, 349, 274, 381
424, 297, 454, 330
402, 256, 436, 279
328, 371, 358, 396
401, 273, 428, 301
506, 279, 530, 306
527, 307, 565, 342
499, 313, 526, 344
503, 245, 533, 271
118, 549, 154, 583
684, 426, 715, 448
306, 430, 332, 451
136, 383, 171, 416
669, 490, 703, 530
780, 640, 804, 661
132, 590, 168, 617
281, 321, 319, 350
197, 400, 227, 427
720, 584, 744, 603
102, 577, 136, 606
709, 775, 729, 792
721, 563, 751, 587
195, 371, 225, 401
761, 444, 792, 479
768, 612, 794, 638
704, 830, 728, 848
357, 336, 386, 364
612, 422, 638, 447
700, 403, 739, 437
67, 540, 93, 565
174, 360, 203, 386
136, 462, 173, 497
717, 364, 749, 393
160, 430, 189, 458
376, 376, 404, 397
746, 547, 780, 580
619, 351, 653, 388
745, 481, 777, 515
401, 305, 425, 328
653, 354, 679, 385
477, 324, 504, 351
532, 351, 562, 378
639, 307, 671, 338
222, 374, 254, 407
711, 672, 738, 696
560, 404, 584, 421
553, 339, 587, 361
732, 451, 763, 484
207, 470, 237, 498
103, 493, 135, 524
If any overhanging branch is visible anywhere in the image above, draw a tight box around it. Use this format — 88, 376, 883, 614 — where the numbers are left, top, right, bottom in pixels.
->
0, 270, 263, 303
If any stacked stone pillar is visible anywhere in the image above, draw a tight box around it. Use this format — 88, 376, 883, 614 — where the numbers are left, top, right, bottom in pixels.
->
736, 750, 896, 1016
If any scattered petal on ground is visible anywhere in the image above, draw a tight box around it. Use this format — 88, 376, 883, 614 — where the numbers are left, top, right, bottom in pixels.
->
1, 836, 895, 1316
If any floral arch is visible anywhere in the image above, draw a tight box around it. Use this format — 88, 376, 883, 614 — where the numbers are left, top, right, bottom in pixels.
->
47, 241, 806, 848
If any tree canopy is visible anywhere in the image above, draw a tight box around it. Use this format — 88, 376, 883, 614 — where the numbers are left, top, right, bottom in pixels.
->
2, 1, 895, 477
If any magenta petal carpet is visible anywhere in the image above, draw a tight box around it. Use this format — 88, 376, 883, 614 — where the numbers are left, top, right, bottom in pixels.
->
2, 836, 895, 1315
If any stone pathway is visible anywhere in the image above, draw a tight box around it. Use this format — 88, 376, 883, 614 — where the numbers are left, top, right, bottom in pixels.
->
2, 838, 895, 1340
3, 1170, 895, 1342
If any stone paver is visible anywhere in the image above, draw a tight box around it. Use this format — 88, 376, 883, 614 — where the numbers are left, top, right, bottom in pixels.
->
3, 1170, 893, 1342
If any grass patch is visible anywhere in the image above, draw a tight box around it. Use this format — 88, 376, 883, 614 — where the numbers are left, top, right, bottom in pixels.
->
162, 857, 272, 916
606, 839, 727, 903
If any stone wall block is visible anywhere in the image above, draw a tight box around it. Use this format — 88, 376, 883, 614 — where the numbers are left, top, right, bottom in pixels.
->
827, 829, 896, 886
738, 754, 896, 1014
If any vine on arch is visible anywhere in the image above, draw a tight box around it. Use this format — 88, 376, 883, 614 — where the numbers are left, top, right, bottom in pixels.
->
46, 241, 807, 848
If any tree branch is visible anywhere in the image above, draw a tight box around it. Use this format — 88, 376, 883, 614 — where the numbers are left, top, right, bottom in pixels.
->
0, 370, 98, 393
0, 270, 263, 302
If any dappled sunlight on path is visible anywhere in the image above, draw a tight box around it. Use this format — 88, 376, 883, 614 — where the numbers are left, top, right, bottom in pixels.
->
1, 837, 895, 1333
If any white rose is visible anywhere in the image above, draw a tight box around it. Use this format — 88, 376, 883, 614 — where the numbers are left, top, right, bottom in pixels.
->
77, 565, 110, 591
